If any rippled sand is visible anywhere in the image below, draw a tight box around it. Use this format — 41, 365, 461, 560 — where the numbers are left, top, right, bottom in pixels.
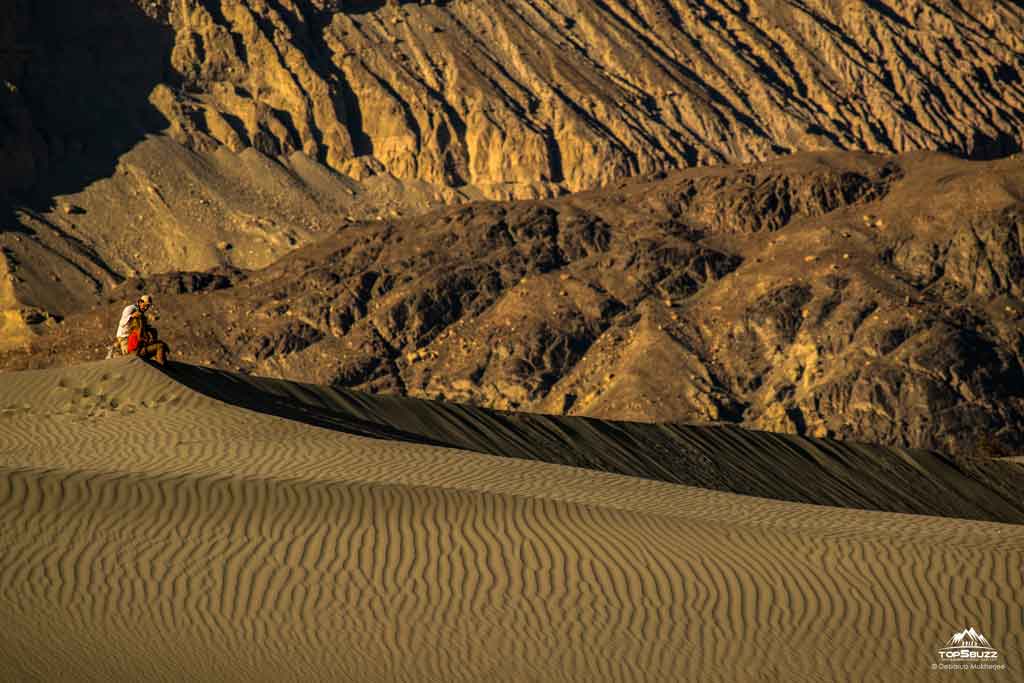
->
1, 358, 1020, 681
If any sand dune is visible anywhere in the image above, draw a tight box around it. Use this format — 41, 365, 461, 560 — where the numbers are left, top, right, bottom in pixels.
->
1, 358, 1021, 681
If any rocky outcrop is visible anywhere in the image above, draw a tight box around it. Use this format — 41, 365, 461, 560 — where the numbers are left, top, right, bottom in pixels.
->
8, 152, 1023, 458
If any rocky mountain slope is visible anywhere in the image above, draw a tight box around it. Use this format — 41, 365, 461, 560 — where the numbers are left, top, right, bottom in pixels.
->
3, 1, 1024, 310
6, 0, 1024, 201
7, 151, 1023, 458
2, 0, 1022, 325
2, 1, 1024, 457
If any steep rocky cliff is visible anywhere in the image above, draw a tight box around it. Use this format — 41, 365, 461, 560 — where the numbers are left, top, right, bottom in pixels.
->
4, 0, 1024, 205
125, 0, 1024, 194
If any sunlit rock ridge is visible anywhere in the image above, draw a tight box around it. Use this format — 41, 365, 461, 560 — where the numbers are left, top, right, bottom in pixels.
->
4, 0, 1024, 202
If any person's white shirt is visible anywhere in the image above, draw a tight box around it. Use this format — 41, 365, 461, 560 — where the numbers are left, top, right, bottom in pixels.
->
116, 304, 140, 339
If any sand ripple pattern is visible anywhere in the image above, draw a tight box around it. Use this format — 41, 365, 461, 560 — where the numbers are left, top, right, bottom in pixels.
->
1, 460, 1021, 681
1, 359, 1022, 680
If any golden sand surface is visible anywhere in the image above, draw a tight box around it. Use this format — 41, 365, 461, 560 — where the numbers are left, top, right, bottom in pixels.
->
0, 358, 1020, 681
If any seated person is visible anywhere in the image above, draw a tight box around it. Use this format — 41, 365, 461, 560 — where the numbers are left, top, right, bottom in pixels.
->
116, 294, 154, 354
125, 313, 170, 365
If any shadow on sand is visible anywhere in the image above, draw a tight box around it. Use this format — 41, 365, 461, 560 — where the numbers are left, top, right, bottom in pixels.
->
164, 360, 1024, 523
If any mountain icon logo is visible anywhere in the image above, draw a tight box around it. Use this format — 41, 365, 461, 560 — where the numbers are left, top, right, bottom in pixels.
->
937, 627, 999, 661
943, 628, 993, 649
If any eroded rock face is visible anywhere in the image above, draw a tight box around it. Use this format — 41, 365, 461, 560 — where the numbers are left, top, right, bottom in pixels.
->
0, 0, 174, 199
4, 0, 1024, 206
8, 152, 1023, 457
153, 0, 1024, 194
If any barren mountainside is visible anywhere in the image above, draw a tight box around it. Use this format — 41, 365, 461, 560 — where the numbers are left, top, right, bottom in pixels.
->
3, 0, 1024, 290
4, 0, 1024, 202
2, 1, 1024, 457
155, 0, 1024, 194
7, 152, 1024, 457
